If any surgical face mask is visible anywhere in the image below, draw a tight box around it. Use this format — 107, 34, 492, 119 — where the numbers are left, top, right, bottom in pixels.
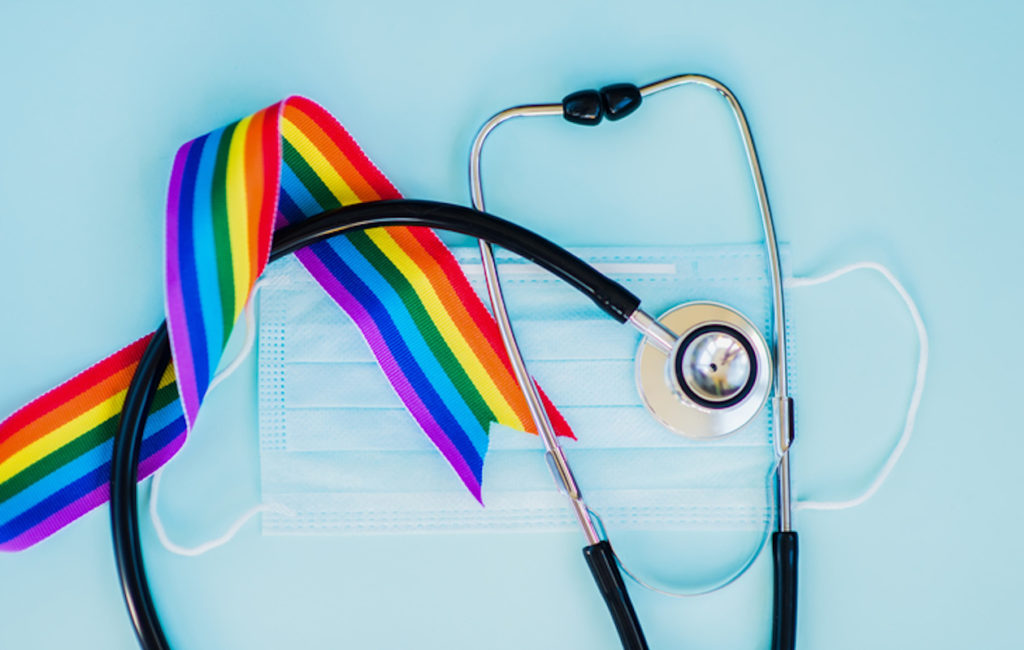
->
255, 244, 785, 541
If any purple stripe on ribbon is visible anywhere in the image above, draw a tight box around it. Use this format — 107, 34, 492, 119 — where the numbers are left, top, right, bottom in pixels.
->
3, 483, 108, 551
165, 139, 201, 426
295, 248, 483, 500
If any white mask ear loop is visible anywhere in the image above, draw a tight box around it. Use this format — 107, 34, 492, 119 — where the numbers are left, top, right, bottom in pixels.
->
786, 262, 929, 512
149, 281, 293, 557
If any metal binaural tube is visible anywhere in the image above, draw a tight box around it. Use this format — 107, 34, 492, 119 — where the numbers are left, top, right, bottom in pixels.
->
470, 104, 601, 546
470, 104, 562, 210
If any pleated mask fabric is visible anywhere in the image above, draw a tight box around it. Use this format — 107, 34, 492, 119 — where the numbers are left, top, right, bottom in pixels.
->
258, 243, 793, 535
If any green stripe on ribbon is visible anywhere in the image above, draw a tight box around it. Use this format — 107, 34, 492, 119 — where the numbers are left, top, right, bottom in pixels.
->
282, 139, 340, 210
346, 230, 495, 431
211, 121, 238, 345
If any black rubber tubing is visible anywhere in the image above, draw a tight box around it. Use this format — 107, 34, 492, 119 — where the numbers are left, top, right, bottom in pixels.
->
110, 199, 642, 649
271, 200, 641, 321
771, 531, 799, 650
110, 322, 172, 650
583, 540, 649, 650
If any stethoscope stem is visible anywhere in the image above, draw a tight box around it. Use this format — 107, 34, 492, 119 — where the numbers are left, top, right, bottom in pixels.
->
627, 309, 677, 354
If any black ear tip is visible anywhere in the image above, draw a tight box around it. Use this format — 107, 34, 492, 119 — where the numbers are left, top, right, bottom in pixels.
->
562, 89, 604, 125
600, 83, 642, 121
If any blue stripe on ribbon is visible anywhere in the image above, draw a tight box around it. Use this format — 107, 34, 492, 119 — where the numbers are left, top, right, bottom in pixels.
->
329, 235, 489, 458
278, 162, 323, 219
190, 127, 226, 388
276, 184, 484, 481
280, 162, 488, 456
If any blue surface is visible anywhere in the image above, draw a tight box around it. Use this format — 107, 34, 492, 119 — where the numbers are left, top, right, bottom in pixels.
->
1, 1, 1022, 648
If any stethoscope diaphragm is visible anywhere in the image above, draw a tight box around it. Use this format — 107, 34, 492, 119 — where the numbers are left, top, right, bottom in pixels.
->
635, 301, 772, 439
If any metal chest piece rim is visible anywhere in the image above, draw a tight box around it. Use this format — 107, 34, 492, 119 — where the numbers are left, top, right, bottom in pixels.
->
636, 301, 772, 438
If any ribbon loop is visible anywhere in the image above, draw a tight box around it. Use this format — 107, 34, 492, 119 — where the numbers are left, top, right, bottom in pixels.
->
0, 97, 573, 550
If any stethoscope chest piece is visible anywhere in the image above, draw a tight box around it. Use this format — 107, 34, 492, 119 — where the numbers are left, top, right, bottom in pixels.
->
636, 301, 772, 438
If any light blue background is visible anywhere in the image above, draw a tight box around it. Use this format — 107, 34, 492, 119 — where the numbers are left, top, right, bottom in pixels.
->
1, 1, 1022, 649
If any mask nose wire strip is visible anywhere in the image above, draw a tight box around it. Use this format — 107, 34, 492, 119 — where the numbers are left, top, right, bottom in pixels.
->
787, 261, 928, 511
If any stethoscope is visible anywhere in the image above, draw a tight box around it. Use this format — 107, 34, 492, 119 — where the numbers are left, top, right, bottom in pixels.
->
467, 73, 796, 650
110, 74, 797, 650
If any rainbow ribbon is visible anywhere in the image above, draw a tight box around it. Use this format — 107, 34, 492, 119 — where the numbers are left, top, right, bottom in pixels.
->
0, 97, 572, 551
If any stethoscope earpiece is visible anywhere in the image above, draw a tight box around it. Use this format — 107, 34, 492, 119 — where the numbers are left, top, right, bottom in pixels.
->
636, 302, 772, 439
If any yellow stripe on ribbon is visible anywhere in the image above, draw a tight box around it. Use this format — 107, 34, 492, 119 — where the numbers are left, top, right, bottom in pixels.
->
367, 229, 527, 430
281, 118, 363, 206
226, 114, 254, 317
